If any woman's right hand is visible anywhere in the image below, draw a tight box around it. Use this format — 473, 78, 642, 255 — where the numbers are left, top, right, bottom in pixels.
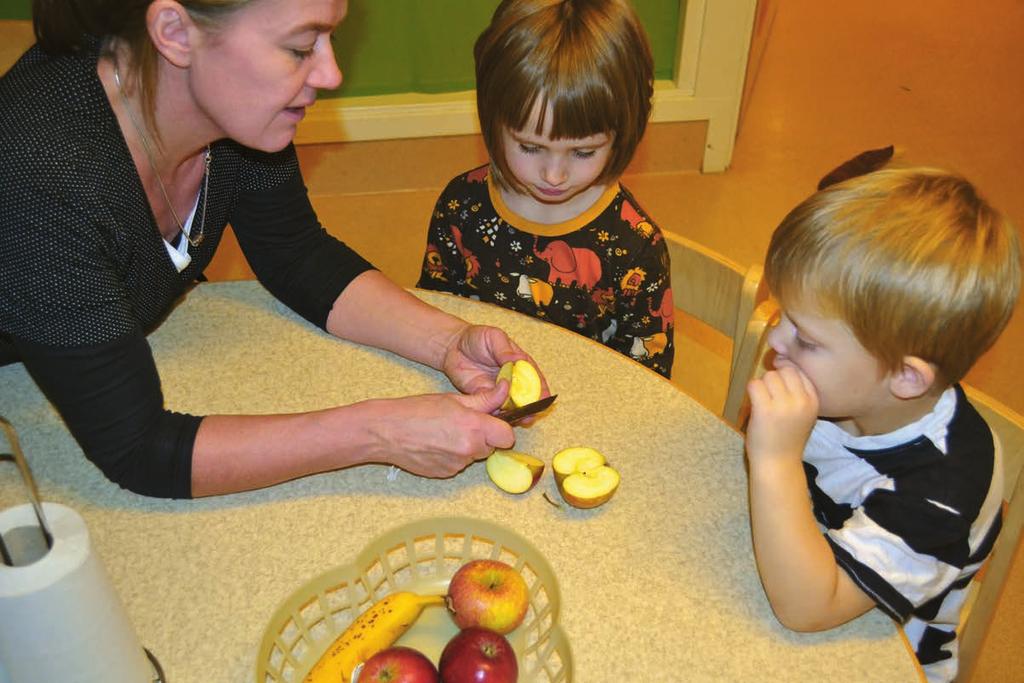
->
352, 382, 516, 478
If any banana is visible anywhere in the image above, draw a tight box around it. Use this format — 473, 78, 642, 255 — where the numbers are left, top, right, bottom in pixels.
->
303, 591, 445, 683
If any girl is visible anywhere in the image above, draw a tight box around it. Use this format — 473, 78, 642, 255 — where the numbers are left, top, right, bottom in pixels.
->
418, 0, 674, 378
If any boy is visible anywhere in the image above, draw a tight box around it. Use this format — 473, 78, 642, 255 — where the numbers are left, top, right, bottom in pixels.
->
745, 168, 1021, 682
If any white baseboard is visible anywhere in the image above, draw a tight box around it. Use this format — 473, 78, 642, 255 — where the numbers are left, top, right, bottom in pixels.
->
295, 80, 715, 143
294, 0, 757, 173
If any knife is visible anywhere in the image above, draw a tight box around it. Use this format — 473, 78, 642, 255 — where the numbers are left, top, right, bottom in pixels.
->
495, 394, 557, 423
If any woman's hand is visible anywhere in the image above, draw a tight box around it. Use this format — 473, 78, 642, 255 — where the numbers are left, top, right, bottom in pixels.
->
356, 385, 516, 477
746, 366, 819, 465
192, 384, 516, 495
440, 323, 550, 398
326, 272, 549, 400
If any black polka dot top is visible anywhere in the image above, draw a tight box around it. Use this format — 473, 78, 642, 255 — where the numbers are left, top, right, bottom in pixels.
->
0, 38, 374, 498
0, 37, 373, 349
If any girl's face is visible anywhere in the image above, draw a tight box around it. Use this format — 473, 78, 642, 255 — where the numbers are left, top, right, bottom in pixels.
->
188, 0, 346, 152
500, 103, 614, 215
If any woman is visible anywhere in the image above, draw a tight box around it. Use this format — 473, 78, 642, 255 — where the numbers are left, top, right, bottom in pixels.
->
0, 0, 546, 498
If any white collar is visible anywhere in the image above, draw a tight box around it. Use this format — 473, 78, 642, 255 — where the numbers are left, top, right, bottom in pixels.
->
813, 386, 958, 454
162, 190, 200, 273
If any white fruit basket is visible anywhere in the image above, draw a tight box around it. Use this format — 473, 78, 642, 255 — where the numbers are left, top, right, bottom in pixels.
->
255, 517, 573, 682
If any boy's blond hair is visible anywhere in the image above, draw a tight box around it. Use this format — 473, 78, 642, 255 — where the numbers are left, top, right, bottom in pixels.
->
766, 168, 1021, 384
474, 0, 653, 193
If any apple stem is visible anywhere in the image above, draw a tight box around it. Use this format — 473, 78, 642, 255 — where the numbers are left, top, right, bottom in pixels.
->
542, 492, 562, 509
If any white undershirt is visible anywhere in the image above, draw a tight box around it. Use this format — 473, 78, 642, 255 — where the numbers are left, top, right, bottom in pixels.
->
162, 190, 201, 273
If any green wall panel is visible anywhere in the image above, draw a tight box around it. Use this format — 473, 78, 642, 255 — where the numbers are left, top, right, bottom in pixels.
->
0, 0, 29, 20
0, 0, 682, 98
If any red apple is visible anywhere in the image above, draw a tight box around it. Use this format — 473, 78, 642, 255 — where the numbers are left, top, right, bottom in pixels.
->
446, 559, 529, 634
438, 627, 518, 683
359, 646, 439, 683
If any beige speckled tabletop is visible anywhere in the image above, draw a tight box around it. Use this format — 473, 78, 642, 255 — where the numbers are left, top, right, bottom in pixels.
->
0, 281, 922, 682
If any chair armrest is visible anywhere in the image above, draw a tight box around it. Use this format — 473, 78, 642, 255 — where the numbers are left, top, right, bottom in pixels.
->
724, 299, 779, 428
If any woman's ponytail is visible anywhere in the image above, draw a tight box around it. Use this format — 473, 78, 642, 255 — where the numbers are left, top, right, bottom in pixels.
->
32, 0, 144, 54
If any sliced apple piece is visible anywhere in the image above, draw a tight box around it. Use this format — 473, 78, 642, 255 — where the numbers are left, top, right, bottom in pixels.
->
552, 446, 620, 508
497, 360, 542, 410
486, 450, 545, 494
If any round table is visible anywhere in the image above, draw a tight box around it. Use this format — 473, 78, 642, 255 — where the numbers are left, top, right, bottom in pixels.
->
0, 281, 922, 682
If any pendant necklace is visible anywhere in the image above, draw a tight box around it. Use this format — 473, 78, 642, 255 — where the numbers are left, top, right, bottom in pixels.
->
113, 63, 210, 248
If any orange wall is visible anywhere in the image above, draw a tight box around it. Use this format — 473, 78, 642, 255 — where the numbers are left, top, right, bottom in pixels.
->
697, 0, 1024, 414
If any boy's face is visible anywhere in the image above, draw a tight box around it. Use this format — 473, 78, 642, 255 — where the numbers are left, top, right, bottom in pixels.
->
767, 298, 894, 421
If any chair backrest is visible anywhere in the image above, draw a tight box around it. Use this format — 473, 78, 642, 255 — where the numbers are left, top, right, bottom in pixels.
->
956, 385, 1024, 682
662, 229, 771, 425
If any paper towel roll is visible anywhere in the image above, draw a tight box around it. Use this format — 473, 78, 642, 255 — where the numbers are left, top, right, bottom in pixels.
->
0, 502, 153, 683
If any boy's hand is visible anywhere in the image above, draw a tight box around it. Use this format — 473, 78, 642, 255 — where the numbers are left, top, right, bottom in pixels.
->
744, 366, 875, 631
746, 366, 819, 463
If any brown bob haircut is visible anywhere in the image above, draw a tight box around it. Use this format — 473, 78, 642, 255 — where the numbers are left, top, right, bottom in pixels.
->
474, 0, 654, 193
765, 168, 1022, 385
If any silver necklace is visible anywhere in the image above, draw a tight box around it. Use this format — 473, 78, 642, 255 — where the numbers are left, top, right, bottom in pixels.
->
112, 63, 209, 248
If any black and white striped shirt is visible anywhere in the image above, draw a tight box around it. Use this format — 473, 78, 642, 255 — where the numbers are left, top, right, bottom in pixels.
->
804, 384, 1002, 682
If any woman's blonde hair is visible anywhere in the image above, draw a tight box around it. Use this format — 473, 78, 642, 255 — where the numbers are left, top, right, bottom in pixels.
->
474, 0, 654, 193
766, 168, 1021, 384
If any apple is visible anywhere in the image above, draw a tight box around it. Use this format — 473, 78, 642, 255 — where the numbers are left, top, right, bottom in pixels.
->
497, 360, 542, 409
446, 559, 529, 634
359, 646, 439, 683
485, 450, 544, 494
552, 446, 620, 509
438, 627, 518, 683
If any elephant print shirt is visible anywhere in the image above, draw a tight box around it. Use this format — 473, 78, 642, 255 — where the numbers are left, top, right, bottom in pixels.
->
417, 165, 674, 378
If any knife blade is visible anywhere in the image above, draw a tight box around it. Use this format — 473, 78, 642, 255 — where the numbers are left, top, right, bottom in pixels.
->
495, 394, 557, 423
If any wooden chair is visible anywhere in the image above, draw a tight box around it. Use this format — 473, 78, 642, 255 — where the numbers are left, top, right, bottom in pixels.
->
662, 228, 774, 426
955, 386, 1024, 682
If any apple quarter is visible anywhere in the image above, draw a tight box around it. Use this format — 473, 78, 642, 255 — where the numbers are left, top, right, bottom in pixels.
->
486, 450, 545, 494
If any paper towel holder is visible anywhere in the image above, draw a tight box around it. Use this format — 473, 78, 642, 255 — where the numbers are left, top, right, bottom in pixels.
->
1, 416, 168, 682
0, 416, 53, 567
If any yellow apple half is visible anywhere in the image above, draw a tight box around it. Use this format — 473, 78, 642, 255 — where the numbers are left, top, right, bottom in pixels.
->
497, 360, 542, 410
552, 446, 620, 509
486, 450, 544, 494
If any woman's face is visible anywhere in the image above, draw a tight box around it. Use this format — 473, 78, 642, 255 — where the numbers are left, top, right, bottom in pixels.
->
188, 0, 347, 152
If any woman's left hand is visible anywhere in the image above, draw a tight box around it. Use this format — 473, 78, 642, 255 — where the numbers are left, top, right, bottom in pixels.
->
442, 324, 550, 398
